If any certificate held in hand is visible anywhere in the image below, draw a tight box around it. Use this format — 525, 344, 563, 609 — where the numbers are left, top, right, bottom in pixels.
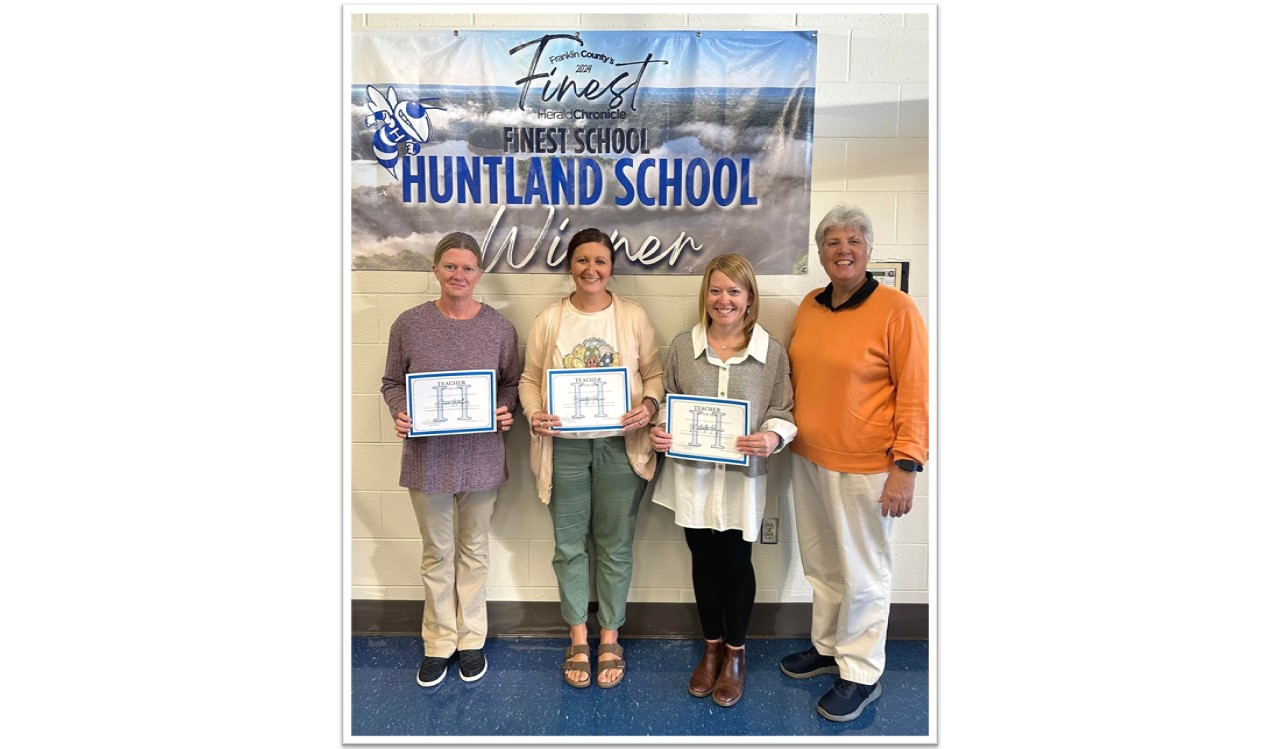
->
405, 369, 496, 437
546, 367, 630, 432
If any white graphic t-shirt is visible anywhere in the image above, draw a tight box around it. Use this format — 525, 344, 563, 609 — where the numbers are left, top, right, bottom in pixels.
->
555, 301, 624, 439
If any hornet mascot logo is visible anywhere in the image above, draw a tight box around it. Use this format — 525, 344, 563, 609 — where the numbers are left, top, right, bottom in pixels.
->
363, 85, 445, 180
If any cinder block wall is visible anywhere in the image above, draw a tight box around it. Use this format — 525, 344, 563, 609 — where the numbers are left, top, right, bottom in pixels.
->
351, 11, 931, 608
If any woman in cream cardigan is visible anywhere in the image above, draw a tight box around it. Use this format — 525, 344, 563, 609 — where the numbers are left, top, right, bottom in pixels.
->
519, 227, 664, 689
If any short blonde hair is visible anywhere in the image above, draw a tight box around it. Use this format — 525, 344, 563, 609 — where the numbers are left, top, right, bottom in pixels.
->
698, 253, 760, 339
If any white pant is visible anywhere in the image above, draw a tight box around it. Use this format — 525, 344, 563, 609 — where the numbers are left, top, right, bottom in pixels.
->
791, 454, 894, 684
408, 489, 498, 657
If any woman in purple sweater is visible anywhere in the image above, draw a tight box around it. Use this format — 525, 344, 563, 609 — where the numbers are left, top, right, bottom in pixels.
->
380, 232, 520, 689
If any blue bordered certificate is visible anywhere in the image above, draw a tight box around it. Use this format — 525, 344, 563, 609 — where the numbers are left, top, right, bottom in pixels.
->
406, 369, 496, 437
547, 367, 630, 432
665, 394, 751, 466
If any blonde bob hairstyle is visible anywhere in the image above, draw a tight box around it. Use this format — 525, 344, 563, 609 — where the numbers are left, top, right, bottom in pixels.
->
698, 253, 760, 343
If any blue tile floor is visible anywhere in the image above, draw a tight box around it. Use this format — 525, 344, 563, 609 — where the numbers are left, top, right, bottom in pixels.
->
351, 636, 929, 738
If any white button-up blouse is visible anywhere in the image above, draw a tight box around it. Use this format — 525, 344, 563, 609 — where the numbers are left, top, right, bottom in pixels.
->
651, 323, 797, 541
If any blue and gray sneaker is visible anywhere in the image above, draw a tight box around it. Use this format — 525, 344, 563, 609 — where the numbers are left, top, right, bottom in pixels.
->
780, 646, 839, 679
817, 679, 882, 722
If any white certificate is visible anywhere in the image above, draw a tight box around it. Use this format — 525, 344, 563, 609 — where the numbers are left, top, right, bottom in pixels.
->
405, 369, 496, 437
547, 367, 631, 432
665, 394, 751, 466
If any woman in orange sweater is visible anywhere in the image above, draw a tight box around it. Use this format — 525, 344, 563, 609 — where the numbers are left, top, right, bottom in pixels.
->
780, 204, 928, 722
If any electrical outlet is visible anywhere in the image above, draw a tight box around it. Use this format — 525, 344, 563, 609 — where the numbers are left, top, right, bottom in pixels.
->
761, 517, 779, 544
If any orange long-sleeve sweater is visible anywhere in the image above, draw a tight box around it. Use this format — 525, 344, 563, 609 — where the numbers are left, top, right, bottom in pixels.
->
788, 283, 928, 473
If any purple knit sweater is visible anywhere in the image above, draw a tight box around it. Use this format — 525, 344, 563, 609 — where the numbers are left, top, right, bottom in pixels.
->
380, 301, 520, 493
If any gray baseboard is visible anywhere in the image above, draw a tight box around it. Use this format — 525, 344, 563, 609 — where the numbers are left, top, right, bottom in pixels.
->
352, 600, 928, 640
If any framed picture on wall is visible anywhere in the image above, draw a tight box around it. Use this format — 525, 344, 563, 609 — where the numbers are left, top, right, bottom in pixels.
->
869, 261, 910, 293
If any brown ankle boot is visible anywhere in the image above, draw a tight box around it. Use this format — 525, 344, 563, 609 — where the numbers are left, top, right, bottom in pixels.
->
688, 639, 724, 697
712, 645, 746, 707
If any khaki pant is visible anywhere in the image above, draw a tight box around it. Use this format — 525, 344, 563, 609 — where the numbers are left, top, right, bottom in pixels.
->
791, 454, 894, 684
408, 488, 498, 657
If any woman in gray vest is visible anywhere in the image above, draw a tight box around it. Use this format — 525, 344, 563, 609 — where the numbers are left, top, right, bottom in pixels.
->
648, 253, 796, 707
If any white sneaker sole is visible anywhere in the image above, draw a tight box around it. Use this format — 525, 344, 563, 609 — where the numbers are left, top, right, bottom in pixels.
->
459, 660, 488, 682
416, 664, 448, 687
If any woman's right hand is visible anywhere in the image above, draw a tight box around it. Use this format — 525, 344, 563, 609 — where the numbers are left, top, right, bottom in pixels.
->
648, 425, 672, 452
530, 411, 562, 436
394, 411, 411, 439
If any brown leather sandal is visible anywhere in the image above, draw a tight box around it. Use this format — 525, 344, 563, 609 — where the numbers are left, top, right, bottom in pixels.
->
562, 643, 591, 688
596, 642, 626, 688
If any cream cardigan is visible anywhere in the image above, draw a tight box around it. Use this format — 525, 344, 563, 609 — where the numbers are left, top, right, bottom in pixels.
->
518, 293, 665, 503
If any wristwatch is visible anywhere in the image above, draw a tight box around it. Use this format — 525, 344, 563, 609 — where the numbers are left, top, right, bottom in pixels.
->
894, 459, 923, 473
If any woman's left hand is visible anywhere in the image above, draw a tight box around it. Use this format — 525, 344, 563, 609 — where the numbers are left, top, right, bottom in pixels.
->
495, 405, 514, 432
620, 400, 656, 432
736, 431, 779, 458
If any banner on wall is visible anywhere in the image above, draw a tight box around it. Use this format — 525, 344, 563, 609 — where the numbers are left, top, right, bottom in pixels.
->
349, 29, 817, 274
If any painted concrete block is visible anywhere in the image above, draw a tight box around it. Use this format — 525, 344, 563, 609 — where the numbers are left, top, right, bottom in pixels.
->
897, 192, 929, 245
352, 491, 381, 538
581, 14, 689, 29
365, 14, 473, 29
632, 275, 704, 297
630, 540, 691, 588
380, 491, 418, 540
756, 297, 800, 345
486, 586, 560, 602
473, 14, 582, 28
352, 294, 379, 344
528, 540, 558, 588
351, 271, 430, 295
890, 494, 929, 545
892, 542, 928, 590
635, 498, 684, 541
811, 138, 848, 191
800, 13, 905, 28
688, 13, 797, 28
351, 442, 404, 492
377, 407, 399, 443
846, 137, 928, 192
490, 489, 551, 540
488, 539, 530, 587
810, 192, 898, 245
352, 538, 421, 586
816, 28, 851, 82
476, 272, 576, 297
628, 588, 689, 603
900, 83, 929, 138
351, 394, 382, 444
352, 344, 389, 396
814, 83, 899, 138
892, 590, 927, 604
849, 29, 929, 83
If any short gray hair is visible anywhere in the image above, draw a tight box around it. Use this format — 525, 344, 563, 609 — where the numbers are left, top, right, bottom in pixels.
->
432, 232, 482, 266
814, 204, 874, 247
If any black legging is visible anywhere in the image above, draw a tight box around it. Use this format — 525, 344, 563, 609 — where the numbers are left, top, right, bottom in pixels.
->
684, 527, 756, 646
